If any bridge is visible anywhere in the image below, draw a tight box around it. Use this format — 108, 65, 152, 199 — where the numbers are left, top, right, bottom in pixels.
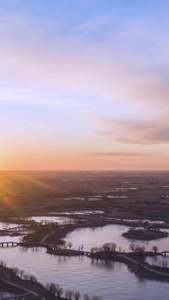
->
8, 226, 25, 232
0, 242, 18, 248
161, 251, 169, 256
143, 223, 154, 231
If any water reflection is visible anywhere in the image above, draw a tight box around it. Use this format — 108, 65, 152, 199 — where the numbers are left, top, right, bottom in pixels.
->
0, 222, 19, 230
59, 210, 104, 215
28, 216, 75, 225
1, 224, 169, 299
64, 224, 169, 252
0, 235, 21, 243
146, 255, 169, 266
0, 291, 16, 298
91, 258, 116, 271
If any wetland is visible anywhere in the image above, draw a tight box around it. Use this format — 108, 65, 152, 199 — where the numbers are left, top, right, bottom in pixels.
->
1, 170, 169, 299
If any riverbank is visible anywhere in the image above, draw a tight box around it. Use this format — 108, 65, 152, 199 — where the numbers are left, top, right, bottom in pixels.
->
88, 251, 169, 281
1, 219, 169, 300
14, 213, 169, 248
0, 264, 65, 299
122, 228, 168, 240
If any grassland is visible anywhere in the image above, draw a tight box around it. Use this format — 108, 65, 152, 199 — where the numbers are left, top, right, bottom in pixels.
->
0, 170, 169, 221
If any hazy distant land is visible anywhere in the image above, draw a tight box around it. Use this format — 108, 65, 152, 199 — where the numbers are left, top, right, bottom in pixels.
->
1, 171, 169, 299
0, 170, 169, 220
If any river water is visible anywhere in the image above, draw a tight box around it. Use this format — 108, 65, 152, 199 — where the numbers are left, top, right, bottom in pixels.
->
0, 291, 16, 298
1, 223, 169, 299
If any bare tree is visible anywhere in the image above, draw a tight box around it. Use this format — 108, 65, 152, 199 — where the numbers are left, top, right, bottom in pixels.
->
83, 294, 90, 300
55, 284, 63, 298
65, 290, 73, 300
23, 273, 29, 280
110, 243, 117, 252
19, 269, 25, 279
102, 243, 117, 252
92, 297, 102, 300
129, 243, 135, 252
68, 242, 73, 249
29, 275, 37, 282
152, 246, 158, 253
91, 247, 99, 253
11, 267, 19, 277
74, 291, 81, 300
134, 245, 145, 253
102, 243, 111, 252
46, 282, 56, 298
0, 260, 7, 267
162, 260, 168, 268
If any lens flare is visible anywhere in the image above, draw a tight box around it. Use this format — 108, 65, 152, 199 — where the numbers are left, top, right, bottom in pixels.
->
3, 196, 13, 207
2, 196, 23, 218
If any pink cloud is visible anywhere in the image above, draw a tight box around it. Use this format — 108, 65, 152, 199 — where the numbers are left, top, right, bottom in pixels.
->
28, 122, 56, 130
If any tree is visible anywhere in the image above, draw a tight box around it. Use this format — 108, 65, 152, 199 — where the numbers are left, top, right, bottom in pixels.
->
46, 282, 56, 298
11, 267, 19, 277
74, 291, 81, 300
29, 275, 37, 282
19, 269, 25, 279
0, 260, 7, 267
134, 245, 145, 254
65, 290, 73, 300
83, 294, 90, 300
102, 243, 111, 252
110, 243, 117, 252
129, 244, 135, 252
152, 246, 158, 253
92, 297, 102, 300
68, 242, 72, 249
102, 243, 117, 252
162, 260, 168, 268
55, 284, 63, 298
23, 273, 29, 280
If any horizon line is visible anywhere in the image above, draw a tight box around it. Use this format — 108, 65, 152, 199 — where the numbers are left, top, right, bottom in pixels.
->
0, 169, 169, 172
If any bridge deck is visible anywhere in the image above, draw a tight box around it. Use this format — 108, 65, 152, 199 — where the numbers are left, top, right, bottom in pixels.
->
0, 242, 18, 247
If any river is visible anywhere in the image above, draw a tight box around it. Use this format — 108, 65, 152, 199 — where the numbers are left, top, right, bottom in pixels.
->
1, 223, 169, 299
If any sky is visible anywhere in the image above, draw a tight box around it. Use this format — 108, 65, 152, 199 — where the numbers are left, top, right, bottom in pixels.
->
1, 0, 169, 170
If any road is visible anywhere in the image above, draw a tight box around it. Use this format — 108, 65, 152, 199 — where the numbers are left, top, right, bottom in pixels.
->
40, 226, 64, 244
120, 254, 169, 277
1, 278, 46, 299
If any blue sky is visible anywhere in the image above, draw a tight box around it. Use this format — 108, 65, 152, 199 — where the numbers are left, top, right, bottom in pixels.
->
1, 0, 169, 170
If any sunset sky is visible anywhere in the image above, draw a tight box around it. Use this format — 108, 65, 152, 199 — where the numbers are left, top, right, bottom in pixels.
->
1, 0, 169, 170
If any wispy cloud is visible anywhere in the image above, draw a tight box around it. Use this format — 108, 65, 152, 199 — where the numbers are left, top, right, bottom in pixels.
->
97, 118, 169, 144
0, 6, 169, 117
28, 122, 56, 130
1, 2, 169, 170
86, 152, 148, 157
73, 15, 111, 33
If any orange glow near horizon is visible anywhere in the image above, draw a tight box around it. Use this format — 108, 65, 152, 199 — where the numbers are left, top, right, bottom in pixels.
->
1, 149, 169, 171
3, 196, 14, 207
1, 1, 169, 171
2, 195, 23, 218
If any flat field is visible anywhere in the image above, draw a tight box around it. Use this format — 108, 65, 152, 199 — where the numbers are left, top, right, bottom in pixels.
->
0, 171, 169, 220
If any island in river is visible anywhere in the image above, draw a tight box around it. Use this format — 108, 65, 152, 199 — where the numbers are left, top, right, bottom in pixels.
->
122, 227, 168, 240
1, 171, 169, 299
